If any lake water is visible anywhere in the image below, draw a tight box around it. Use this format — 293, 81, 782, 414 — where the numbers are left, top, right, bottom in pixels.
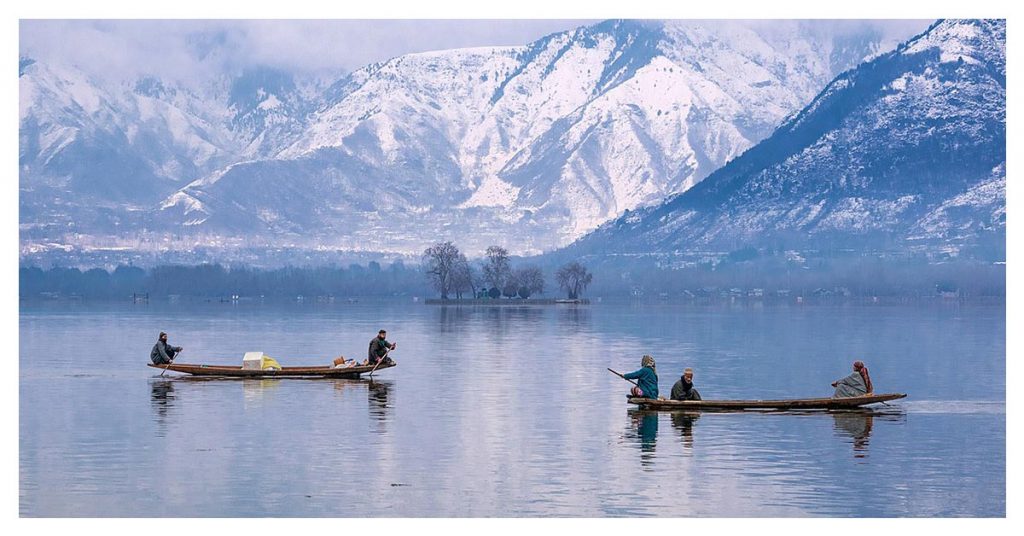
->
19, 299, 1005, 517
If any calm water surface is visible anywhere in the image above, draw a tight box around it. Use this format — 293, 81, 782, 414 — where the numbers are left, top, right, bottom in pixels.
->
20, 300, 1005, 517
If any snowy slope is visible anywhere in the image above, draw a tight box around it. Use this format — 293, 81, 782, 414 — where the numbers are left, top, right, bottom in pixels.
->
571, 19, 1005, 258
154, 20, 900, 255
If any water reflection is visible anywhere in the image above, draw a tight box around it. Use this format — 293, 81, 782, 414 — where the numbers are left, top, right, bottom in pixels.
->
556, 306, 591, 332
242, 378, 281, 405
149, 379, 176, 436
367, 380, 392, 424
483, 306, 544, 337
830, 408, 905, 459
623, 408, 909, 462
670, 412, 701, 450
437, 306, 472, 334
832, 412, 873, 458
330, 378, 393, 427
627, 410, 658, 468
436, 304, 546, 337
21, 301, 1005, 516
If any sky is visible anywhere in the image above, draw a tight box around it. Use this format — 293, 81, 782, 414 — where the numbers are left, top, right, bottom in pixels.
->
19, 19, 930, 86
19, 20, 594, 83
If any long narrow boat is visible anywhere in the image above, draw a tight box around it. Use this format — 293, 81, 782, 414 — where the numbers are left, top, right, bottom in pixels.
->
628, 393, 906, 411
148, 361, 396, 378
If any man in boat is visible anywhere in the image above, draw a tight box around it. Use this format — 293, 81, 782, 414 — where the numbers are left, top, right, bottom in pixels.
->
367, 329, 396, 366
831, 360, 873, 398
670, 367, 702, 401
624, 355, 658, 399
150, 332, 183, 365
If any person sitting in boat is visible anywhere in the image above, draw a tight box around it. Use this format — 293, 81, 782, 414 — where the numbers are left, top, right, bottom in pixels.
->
367, 329, 396, 366
150, 332, 182, 365
624, 355, 659, 399
671, 367, 702, 401
831, 360, 873, 398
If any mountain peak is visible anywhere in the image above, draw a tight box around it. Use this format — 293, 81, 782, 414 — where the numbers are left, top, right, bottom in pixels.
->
570, 19, 1005, 260
903, 18, 1005, 70
229, 66, 297, 113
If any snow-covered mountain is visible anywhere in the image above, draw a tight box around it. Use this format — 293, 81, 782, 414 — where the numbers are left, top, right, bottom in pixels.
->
19, 58, 325, 245
20, 59, 223, 243
151, 20, 906, 256
20, 20, 919, 261
568, 19, 1005, 260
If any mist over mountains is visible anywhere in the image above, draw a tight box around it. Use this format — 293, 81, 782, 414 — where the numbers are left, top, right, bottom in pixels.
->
21, 19, 947, 267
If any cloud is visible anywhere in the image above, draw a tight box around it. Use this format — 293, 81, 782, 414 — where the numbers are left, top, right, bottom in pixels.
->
19, 19, 930, 87
19, 19, 594, 85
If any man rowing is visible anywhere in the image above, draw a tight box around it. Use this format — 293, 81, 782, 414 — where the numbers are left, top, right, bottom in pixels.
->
150, 332, 183, 365
831, 360, 873, 398
623, 355, 659, 399
367, 329, 396, 366
670, 367, 702, 401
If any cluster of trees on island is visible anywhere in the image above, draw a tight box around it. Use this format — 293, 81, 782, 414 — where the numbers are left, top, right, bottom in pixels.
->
422, 242, 593, 300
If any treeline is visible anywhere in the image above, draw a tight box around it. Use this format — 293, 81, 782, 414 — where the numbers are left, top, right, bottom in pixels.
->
20, 262, 432, 299
18, 253, 1006, 301
586, 253, 1006, 298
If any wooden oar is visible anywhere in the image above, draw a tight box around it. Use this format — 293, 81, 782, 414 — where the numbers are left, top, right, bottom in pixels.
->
368, 347, 392, 378
608, 368, 638, 387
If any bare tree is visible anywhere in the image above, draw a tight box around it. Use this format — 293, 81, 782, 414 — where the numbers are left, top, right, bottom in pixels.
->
556, 261, 593, 299
513, 266, 545, 298
451, 254, 476, 300
502, 271, 520, 299
423, 241, 462, 299
482, 245, 511, 292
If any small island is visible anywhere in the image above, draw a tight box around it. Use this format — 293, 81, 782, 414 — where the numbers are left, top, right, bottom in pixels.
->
421, 242, 592, 305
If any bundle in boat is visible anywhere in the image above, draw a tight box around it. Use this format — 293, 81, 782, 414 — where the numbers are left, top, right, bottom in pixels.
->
242, 351, 281, 371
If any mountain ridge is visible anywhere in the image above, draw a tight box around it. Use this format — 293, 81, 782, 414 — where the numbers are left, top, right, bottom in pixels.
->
20, 20, 935, 264
564, 19, 1005, 261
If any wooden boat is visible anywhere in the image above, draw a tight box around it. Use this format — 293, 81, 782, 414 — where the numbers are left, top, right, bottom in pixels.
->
148, 361, 396, 378
628, 393, 906, 411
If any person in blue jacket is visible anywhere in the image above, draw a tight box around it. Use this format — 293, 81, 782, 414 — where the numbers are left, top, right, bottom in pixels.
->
624, 354, 659, 399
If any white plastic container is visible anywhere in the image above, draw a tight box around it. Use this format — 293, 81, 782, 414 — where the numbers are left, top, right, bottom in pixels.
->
242, 351, 264, 370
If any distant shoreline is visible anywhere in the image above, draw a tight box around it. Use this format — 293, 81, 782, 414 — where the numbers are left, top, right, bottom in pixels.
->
422, 298, 591, 305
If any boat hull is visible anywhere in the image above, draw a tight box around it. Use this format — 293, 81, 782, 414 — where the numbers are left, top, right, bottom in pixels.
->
148, 361, 395, 378
628, 393, 906, 411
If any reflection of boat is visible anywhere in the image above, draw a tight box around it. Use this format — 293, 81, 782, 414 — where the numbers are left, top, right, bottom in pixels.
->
148, 361, 396, 378
629, 393, 906, 411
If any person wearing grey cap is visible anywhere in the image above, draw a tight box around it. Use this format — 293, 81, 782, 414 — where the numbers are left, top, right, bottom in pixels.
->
671, 367, 702, 401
